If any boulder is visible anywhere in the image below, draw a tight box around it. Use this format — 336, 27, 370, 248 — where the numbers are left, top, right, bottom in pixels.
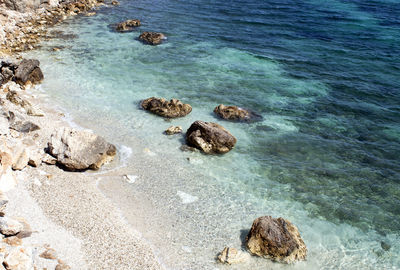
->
186, 121, 236, 154
115, 19, 141, 32
138, 32, 166, 45
141, 97, 192, 118
246, 216, 307, 263
217, 247, 249, 264
214, 104, 261, 122
9, 120, 40, 133
164, 126, 182, 135
0, 217, 23, 236
3, 247, 33, 270
14, 59, 44, 85
47, 127, 117, 171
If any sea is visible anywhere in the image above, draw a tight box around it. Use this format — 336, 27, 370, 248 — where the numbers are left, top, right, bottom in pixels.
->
25, 0, 400, 269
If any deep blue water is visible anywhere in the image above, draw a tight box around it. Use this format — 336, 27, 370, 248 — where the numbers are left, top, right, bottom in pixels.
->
27, 0, 400, 268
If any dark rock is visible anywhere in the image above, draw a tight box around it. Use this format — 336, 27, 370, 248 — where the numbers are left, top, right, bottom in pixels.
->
381, 241, 391, 251
214, 104, 261, 122
186, 120, 236, 154
111, 0, 119, 5
1, 67, 14, 83
10, 121, 40, 133
141, 97, 192, 118
179, 145, 199, 152
138, 32, 166, 45
14, 59, 44, 85
246, 216, 307, 263
115, 19, 141, 32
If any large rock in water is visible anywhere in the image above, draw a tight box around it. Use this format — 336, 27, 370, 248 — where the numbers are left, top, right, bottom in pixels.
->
246, 216, 307, 263
214, 104, 261, 122
47, 127, 117, 171
14, 59, 44, 86
186, 121, 236, 154
138, 32, 166, 45
141, 97, 192, 118
115, 19, 141, 32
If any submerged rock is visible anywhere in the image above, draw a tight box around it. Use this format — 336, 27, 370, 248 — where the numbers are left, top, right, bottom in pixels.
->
214, 104, 261, 122
47, 127, 117, 171
141, 97, 192, 118
14, 59, 44, 86
218, 247, 250, 264
138, 32, 166, 45
115, 19, 141, 32
246, 216, 307, 263
186, 120, 236, 154
164, 126, 182, 135
111, 0, 119, 5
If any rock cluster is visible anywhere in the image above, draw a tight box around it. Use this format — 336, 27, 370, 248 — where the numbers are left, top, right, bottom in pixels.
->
186, 120, 237, 154
141, 97, 192, 118
1, 58, 43, 87
138, 32, 166, 45
115, 19, 141, 32
246, 216, 307, 263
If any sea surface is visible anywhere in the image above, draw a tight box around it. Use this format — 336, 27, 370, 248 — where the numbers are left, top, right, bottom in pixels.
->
25, 0, 400, 269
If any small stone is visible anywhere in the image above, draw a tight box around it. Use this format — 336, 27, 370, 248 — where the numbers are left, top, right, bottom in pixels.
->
381, 241, 391, 251
9, 120, 40, 133
0, 217, 23, 236
86, 12, 96, 16
55, 260, 71, 270
12, 149, 29, 171
40, 248, 57, 260
3, 236, 22, 246
164, 126, 182, 135
111, 0, 119, 5
179, 145, 199, 152
218, 247, 249, 264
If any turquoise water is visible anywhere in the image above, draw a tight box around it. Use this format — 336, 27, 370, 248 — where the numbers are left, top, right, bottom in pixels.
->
26, 0, 400, 268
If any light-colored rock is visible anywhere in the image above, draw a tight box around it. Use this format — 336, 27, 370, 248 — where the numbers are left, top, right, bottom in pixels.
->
11, 148, 28, 171
47, 127, 117, 171
246, 216, 307, 263
0, 148, 17, 192
3, 247, 33, 270
0, 192, 8, 212
164, 126, 182, 135
218, 247, 250, 264
186, 121, 237, 154
0, 217, 23, 236
3, 236, 22, 246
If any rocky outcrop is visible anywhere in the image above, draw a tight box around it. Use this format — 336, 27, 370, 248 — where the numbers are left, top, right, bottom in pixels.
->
138, 32, 166, 45
214, 104, 261, 122
115, 19, 141, 32
217, 247, 250, 264
246, 216, 307, 263
186, 121, 236, 154
164, 126, 182, 135
141, 97, 192, 118
14, 59, 43, 85
47, 127, 117, 171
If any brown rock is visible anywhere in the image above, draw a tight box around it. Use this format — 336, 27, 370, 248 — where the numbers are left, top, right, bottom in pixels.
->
40, 248, 57, 260
186, 121, 236, 154
164, 126, 182, 135
47, 127, 117, 171
214, 104, 261, 122
246, 216, 307, 263
111, 0, 119, 5
3, 236, 22, 246
141, 97, 192, 118
115, 19, 141, 32
138, 32, 166, 45
3, 247, 33, 270
14, 59, 44, 85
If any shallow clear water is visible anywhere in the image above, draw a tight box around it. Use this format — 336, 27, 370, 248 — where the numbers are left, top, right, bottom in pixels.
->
25, 0, 400, 268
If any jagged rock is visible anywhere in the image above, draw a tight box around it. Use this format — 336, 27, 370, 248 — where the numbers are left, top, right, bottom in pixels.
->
186, 121, 236, 154
141, 97, 192, 118
164, 126, 182, 135
3, 247, 33, 270
9, 120, 40, 133
111, 0, 119, 5
40, 248, 57, 260
138, 32, 166, 45
214, 104, 261, 122
47, 127, 117, 171
0, 217, 23, 236
11, 148, 29, 171
5, 91, 43, 116
218, 247, 250, 264
115, 19, 141, 32
246, 216, 307, 263
1, 67, 14, 83
14, 59, 44, 86
42, 154, 57, 165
